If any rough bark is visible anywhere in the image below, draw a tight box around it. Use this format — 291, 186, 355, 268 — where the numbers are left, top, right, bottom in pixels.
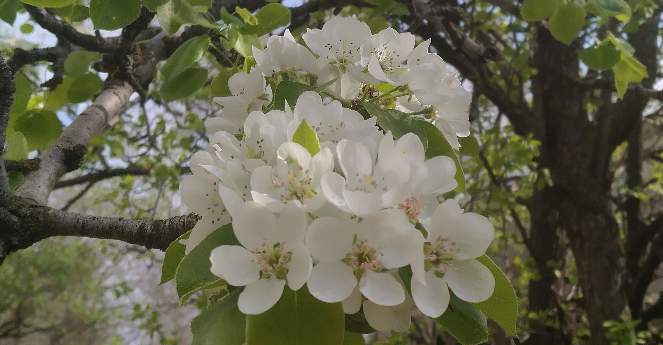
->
0, 54, 14, 207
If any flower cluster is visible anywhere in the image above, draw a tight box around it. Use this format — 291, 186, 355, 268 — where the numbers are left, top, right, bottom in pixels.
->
180, 16, 495, 333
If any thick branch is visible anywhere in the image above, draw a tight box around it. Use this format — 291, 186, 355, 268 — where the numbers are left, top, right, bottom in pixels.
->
23, 5, 115, 53
0, 197, 200, 264
0, 54, 15, 207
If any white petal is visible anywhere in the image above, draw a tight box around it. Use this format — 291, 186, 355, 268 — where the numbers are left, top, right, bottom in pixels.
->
210, 245, 261, 286
445, 259, 495, 303
363, 300, 401, 332
414, 156, 457, 195
287, 244, 312, 290
430, 200, 495, 260
307, 261, 357, 303
359, 271, 405, 306
343, 190, 382, 217
238, 277, 286, 315
310, 148, 335, 188
306, 217, 354, 261
321, 172, 350, 212
342, 286, 363, 314
185, 213, 230, 254
337, 140, 373, 179
277, 201, 308, 245
411, 271, 450, 318
232, 201, 277, 250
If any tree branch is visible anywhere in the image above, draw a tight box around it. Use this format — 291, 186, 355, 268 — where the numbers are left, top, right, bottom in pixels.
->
53, 165, 190, 189
0, 197, 200, 265
0, 54, 15, 207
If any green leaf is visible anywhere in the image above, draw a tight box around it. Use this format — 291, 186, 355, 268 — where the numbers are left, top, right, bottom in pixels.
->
272, 81, 314, 111
612, 56, 647, 99
473, 255, 518, 336
191, 288, 246, 345
5, 131, 29, 160
458, 134, 481, 156
363, 103, 428, 150
186, 0, 211, 7
292, 119, 321, 156
435, 293, 489, 345
157, 0, 208, 35
211, 68, 235, 97
344, 312, 377, 334
7, 73, 33, 138
220, 6, 243, 26
548, 3, 586, 45
161, 35, 210, 81
175, 223, 239, 302
228, 24, 262, 57
44, 76, 74, 111
579, 45, 621, 71
67, 73, 104, 103
160, 67, 208, 102
240, 3, 291, 36
342, 332, 365, 345
0, 0, 19, 25
71, 4, 90, 22
607, 32, 635, 57
417, 120, 466, 193
90, 0, 141, 31
160, 231, 190, 285
143, 0, 169, 11
235, 6, 257, 25
19, 0, 75, 8
246, 285, 345, 345
64, 51, 101, 77
520, 0, 561, 22
8, 171, 24, 191
591, 0, 631, 21
14, 110, 63, 151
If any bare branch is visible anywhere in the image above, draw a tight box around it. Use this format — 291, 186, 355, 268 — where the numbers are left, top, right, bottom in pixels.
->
4, 159, 40, 174
0, 54, 15, 207
53, 165, 190, 189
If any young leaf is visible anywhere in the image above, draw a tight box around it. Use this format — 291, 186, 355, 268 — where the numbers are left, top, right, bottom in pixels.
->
235, 6, 258, 25
273, 81, 314, 111
473, 255, 519, 337
363, 103, 428, 150
90, 0, 141, 31
435, 293, 489, 345
228, 24, 262, 57
292, 120, 321, 156
67, 73, 104, 103
64, 51, 100, 77
579, 45, 621, 71
160, 67, 208, 102
0, 0, 20, 25
591, 0, 631, 21
14, 110, 63, 151
5, 131, 29, 161
458, 134, 481, 156
211, 68, 235, 97
191, 288, 246, 345
143, 0, 170, 11
240, 3, 291, 36
520, 0, 561, 22
246, 285, 345, 345
160, 230, 191, 285
161, 35, 210, 81
548, 3, 586, 45
175, 223, 239, 302
417, 120, 466, 193
157, 0, 208, 35
19, 0, 75, 8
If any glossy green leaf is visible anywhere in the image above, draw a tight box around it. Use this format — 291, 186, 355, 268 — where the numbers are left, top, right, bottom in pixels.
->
579, 45, 621, 71
473, 255, 518, 336
228, 24, 261, 57
344, 312, 377, 334
14, 110, 63, 151
246, 285, 345, 345
220, 6, 243, 26
435, 293, 489, 345
186, 0, 211, 7
191, 288, 246, 345
5, 131, 29, 160
272, 81, 314, 111
363, 103, 428, 150
591, 0, 631, 21
417, 120, 466, 193
67, 73, 104, 103
520, 0, 561, 22
143, 0, 170, 11
19, 0, 75, 8
240, 3, 291, 36
612, 55, 647, 99
548, 3, 586, 45
174, 223, 239, 302
64, 51, 100, 77
292, 119, 321, 156
90, 0, 141, 31
161, 35, 210, 81
458, 134, 481, 156
607, 32, 635, 56
157, 0, 207, 35
211, 68, 235, 97
160, 230, 190, 285
342, 332, 365, 345
0, 0, 19, 25
235, 6, 257, 25
160, 67, 208, 102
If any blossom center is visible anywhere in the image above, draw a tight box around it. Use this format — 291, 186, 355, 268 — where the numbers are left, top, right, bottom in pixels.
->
399, 197, 426, 223
274, 161, 316, 203
342, 239, 383, 280
252, 237, 292, 280
424, 236, 460, 278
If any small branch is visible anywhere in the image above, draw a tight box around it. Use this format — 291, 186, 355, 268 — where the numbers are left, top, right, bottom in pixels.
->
23, 5, 115, 53
480, 0, 520, 17
53, 165, 190, 189
0, 54, 15, 207
61, 182, 95, 211
117, 7, 156, 54
7, 44, 70, 75
575, 75, 663, 102
4, 159, 40, 174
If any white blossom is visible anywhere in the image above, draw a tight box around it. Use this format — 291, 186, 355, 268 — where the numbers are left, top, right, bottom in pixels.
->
253, 30, 318, 76
213, 68, 273, 130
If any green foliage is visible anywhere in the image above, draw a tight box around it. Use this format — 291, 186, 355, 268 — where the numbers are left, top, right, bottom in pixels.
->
64, 50, 101, 77
228, 23, 262, 57
0, 0, 20, 25
591, 0, 631, 21
435, 293, 489, 345
19, 0, 75, 8
160, 230, 191, 284
239, 3, 291, 36
68, 72, 104, 103
156, 0, 211, 35
458, 133, 481, 156
211, 68, 235, 97
473, 255, 518, 336
273, 81, 314, 111
191, 288, 247, 345
342, 332, 365, 345
418, 120, 466, 193
520, 0, 561, 22
4, 131, 29, 160
246, 285, 345, 345
160, 67, 209, 102
292, 119, 322, 156
363, 102, 428, 150
580, 45, 621, 71
14, 109, 63, 151
548, 3, 586, 45
161, 35, 211, 81
90, 0, 141, 31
